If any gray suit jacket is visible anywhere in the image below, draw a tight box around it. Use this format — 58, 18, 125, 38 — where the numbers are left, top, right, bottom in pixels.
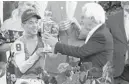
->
106, 10, 128, 77
55, 24, 114, 77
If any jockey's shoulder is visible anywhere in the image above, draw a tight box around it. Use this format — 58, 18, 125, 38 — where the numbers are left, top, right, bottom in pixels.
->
16, 36, 24, 42
12, 36, 23, 45
11, 36, 25, 53
12, 37, 24, 46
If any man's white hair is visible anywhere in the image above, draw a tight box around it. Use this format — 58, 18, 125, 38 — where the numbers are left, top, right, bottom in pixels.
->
82, 3, 105, 24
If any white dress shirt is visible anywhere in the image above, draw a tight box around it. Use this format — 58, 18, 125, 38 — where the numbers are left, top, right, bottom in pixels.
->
124, 11, 129, 41
124, 10, 129, 62
85, 23, 103, 44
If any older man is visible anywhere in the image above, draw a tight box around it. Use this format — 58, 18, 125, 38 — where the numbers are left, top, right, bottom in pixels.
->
106, 1, 129, 84
45, 1, 97, 75
43, 2, 114, 79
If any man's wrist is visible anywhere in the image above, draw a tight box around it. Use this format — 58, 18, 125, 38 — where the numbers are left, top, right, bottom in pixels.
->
54, 42, 60, 54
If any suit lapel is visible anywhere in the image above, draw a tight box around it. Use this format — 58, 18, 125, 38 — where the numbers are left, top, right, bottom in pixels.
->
119, 10, 127, 44
87, 24, 104, 42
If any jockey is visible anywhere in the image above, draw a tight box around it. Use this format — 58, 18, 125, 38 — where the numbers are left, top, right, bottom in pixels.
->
11, 9, 51, 84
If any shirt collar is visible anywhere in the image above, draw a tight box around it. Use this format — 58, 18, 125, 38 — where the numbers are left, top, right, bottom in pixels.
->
89, 23, 103, 34
85, 23, 103, 44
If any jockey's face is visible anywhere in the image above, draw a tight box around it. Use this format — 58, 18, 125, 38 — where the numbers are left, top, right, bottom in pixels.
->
22, 16, 39, 35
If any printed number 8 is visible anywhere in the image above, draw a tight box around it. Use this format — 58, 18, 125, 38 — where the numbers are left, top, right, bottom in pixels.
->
16, 43, 21, 51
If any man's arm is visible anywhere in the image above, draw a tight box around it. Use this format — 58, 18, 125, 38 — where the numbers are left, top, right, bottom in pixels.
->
14, 53, 39, 73
54, 33, 106, 58
12, 41, 39, 73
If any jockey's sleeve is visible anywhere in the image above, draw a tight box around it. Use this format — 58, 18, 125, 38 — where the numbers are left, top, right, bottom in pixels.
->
11, 40, 39, 73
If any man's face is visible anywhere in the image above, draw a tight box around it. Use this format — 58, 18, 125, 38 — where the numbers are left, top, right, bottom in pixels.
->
121, 1, 129, 12
80, 14, 94, 32
22, 17, 39, 35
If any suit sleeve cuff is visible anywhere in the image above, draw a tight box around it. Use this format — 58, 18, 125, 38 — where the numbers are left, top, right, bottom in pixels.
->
54, 42, 61, 54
